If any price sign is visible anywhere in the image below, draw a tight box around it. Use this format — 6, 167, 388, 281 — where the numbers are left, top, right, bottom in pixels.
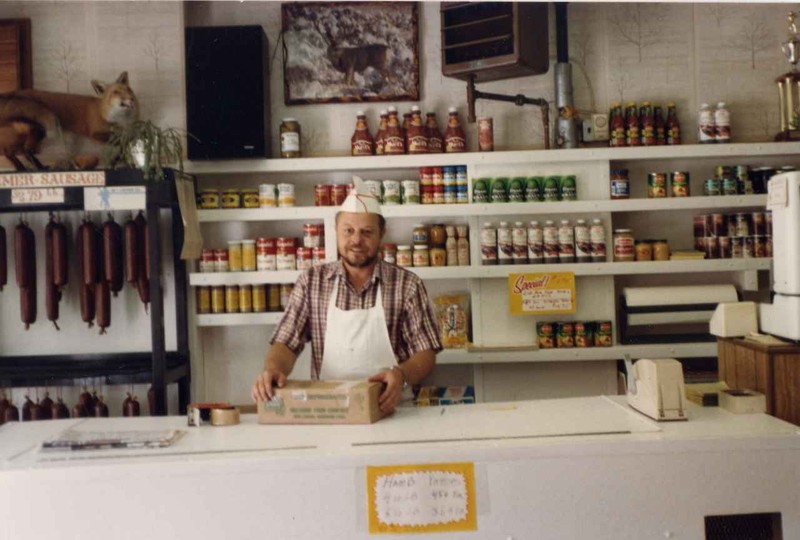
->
508, 272, 576, 315
11, 188, 65, 205
366, 462, 477, 534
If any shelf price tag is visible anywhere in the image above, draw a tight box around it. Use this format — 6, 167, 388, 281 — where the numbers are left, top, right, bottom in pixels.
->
508, 272, 576, 315
84, 186, 146, 211
366, 462, 477, 534
11, 188, 65, 205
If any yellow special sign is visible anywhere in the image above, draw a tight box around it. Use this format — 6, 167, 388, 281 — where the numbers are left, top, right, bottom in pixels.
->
508, 272, 576, 315
367, 462, 477, 534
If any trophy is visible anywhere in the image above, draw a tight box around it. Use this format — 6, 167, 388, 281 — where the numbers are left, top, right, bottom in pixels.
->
776, 12, 800, 140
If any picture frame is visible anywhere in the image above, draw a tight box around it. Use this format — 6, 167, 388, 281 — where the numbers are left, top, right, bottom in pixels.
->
281, 2, 419, 105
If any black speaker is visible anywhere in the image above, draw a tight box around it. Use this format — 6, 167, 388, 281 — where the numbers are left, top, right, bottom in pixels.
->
185, 25, 270, 160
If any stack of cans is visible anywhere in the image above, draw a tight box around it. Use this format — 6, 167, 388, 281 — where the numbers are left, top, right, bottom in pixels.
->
536, 321, 613, 349
694, 212, 772, 259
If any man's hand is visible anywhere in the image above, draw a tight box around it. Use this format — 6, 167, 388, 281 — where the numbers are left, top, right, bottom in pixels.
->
251, 369, 287, 403
368, 367, 405, 413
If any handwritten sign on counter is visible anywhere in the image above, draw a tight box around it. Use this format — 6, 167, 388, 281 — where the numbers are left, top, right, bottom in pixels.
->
366, 462, 477, 534
508, 272, 576, 315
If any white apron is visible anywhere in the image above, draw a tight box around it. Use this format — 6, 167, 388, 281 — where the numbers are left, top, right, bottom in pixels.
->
320, 275, 397, 380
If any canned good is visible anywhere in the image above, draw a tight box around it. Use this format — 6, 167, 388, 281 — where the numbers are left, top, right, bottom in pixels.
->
647, 173, 667, 198
419, 167, 433, 187
594, 321, 613, 347
276, 237, 297, 270
280, 284, 294, 310
477, 117, 494, 151
711, 214, 727, 237
575, 322, 593, 348
277, 183, 295, 207
613, 229, 634, 262
526, 177, 542, 202
752, 212, 766, 235
228, 241, 242, 272
670, 172, 690, 197
442, 166, 456, 186
401, 180, 420, 204
214, 249, 229, 272
239, 285, 253, 313
735, 213, 750, 237
722, 177, 738, 196
456, 166, 468, 186
221, 189, 241, 209
491, 177, 508, 203
715, 165, 735, 179
241, 239, 256, 271
704, 236, 719, 259
397, 245, 413, 267
560, 175, 577, 201
268, 284, 281, 312
421, 187, 434, 205
766, 235, 773, 258
443, 186, 457, 204
508, 177, 526, 202
242, 189, 259, 209
296, 247, 313, 270
196, 286, 211, 314
456, 190, 469, 204
382, 180, 401, 205
315, 184, 332, 207
731, 236, 743, 258
413, 245, 430, 267
303, 223, 324, 248
432, 167, 444, 187
361, 180, 382, 202
543, 176, 560, 202
200, 249, 215, 273
331, 184, 349, 205
537, 322, 555, 348
211, 286, 225, 314
704, 178, 721, 196
766, 211, 773, 235
653, 239, 670, 261
252, 285, 267, 312
225, 285, 240, 313
257, 238, 277, 271
556, 322, 575, 348
753, 235, 767, 258
259, 184, 277, 207
472, 179, 490, 203
312, 247, 326, 265
199, 189, 220, 209
634, 240, 653, 261
432, 185, 445, 204
610, 169, 629, 199
718, 236, 731, 259
735, 165, 753, 194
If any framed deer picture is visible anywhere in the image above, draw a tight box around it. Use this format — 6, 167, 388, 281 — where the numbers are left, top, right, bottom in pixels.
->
281, 2, 419, 104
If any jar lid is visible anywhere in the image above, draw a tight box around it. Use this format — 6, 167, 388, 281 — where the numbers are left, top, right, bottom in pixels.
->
448, 106, 457, 113
482, 222, 494, 227
222, 188, 240, 192
634, 240, 651, 245
614, 229, 632, 233
397, 245, 411, 250
227, 240, 242, 245
241, 239, 255, 244
414, 223, 426, 228
414, 245, 428, 250
282, 117, 297, 122
380, 109, 388, 115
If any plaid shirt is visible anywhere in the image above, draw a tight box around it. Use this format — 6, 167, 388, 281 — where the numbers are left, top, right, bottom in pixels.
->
271, 260, 443, 379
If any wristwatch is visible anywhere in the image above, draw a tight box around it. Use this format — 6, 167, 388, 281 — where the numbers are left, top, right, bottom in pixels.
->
391, 365, 408, 390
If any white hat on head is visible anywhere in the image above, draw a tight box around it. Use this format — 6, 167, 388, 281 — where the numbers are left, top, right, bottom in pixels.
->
340, 176, 382, 215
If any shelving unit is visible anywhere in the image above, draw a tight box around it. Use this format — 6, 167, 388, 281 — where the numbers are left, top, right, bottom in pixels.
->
186, 142, 797, 402
0, 169, 190, 415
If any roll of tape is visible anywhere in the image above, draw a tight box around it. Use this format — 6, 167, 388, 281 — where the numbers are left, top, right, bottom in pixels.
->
210, 407, 240, 426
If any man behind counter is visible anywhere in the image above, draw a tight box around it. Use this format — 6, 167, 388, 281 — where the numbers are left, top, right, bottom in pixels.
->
251, 179, 442, 413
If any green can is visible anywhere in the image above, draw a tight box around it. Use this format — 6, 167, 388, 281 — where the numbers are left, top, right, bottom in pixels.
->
735, 165, 753, 194
543, 176, 561, 202
715, 165, 735, 179
670, 171, 690, 197
722, 177, 739, 196
537, 322, 555, 349
526, 177, 542, 202
647, 172, 667, 198
560, 175, 577, 201
508, 177, 526, 202
472, 178, 491, 203
594, 320, 613, 347
490, 177, 509, 203
575, 321, 593, 348
704, 178, 721, 196
556, 321, 575, 348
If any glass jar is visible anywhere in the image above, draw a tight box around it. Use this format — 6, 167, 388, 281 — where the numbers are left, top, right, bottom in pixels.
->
413, 245, 430, 267
610, 169, 630, 199
241, 189, 259, 209
280, 118, 301, 158
241, 239, 256, 271
228, 241, 243, 272
430, 246, 447, 267
225, 285, 240, 313
396, 245, 413, 267
238, 285, 253, 313
634, 240, 653, 261
412, 224, 428, 246
429, 223, 446, 247
383, 243, 397, 264
613, 229, 635, 262
653, 239, 670, 261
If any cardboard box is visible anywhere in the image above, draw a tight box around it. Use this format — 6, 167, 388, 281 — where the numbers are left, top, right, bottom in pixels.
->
257, 380, 388, 424
719, 389, 767, 414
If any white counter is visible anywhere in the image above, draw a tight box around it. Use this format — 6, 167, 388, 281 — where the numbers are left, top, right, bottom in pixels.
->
2, 396, 799, 539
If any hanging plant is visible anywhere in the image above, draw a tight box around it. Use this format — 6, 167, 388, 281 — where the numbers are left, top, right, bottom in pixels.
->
102, 120, 188, 182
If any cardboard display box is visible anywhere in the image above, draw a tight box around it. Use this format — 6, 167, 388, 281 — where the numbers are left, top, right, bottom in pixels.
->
257, 380, 388, 424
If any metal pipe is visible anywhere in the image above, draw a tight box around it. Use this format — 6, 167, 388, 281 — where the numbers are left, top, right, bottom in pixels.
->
555, 3, 569, 63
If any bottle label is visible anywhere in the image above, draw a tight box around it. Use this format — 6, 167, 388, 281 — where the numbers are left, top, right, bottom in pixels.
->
352, 139, 373, 156
445, 136, 466, 152
384, 135, 405, 154
281, 132, 300, 152
408, 135, 429, 153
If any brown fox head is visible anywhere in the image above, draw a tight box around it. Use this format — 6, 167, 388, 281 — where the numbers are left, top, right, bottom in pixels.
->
91, 71, 139, 125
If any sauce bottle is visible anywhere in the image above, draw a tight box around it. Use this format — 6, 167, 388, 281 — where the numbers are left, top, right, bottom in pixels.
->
445, 225, 458, 266
527, 221, 543, 264
402, 112, 412, 152
480, 222, 497, 266
575, 219, 592, 263
609, 102, 625, 147
351, 110, 374, 156
407, 105, 429, 154
383, 106, 405, 155
640, 101, 655, 146
624, 102, 640, 146
444, 107, 467, 153
714, 102, 731, 144
426, 112, 444, 153
590, 219, 607, 262
375, 110, 388, 155
654, 105, 666, 145
497, 221, 513, 265
666, 102, 681, 145
558, 220, 576, 263
456, 225, 470, 266
698, 103, 715, 144
543, 220, 559, 264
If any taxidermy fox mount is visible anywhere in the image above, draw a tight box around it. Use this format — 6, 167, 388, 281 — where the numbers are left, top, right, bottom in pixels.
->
0, 71, 139, 171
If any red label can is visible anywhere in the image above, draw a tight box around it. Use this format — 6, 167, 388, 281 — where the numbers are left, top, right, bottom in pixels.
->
257, 238, 277, 271
314, 185, 332, 207
312, 246, 326, 265
303, 223, 324, 248
331, 184, 348, 205
213, 249, 229, 272
200, 249, 215, 273
296, 247, 313, 271
277, 237, 297, 270
419, 167, 433, 186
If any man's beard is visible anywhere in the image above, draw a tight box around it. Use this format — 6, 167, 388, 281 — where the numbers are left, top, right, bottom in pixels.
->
340, 252, 378, 269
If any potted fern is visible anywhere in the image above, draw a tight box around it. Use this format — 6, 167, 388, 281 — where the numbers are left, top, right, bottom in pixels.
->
102, 120, 187, 181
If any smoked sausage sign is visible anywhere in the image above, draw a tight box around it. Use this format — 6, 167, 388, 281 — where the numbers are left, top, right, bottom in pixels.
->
508, 272, 576, 315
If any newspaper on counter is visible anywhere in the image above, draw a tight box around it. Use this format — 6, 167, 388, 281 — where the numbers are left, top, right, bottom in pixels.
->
41, 429, 185, 452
